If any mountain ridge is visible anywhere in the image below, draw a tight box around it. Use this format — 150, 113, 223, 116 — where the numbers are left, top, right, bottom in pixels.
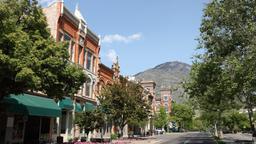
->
134, 61, 191, 103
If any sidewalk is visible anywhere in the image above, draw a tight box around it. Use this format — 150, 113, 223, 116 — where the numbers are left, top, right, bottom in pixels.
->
222, 133, 253, 143
111, 136, 158, 144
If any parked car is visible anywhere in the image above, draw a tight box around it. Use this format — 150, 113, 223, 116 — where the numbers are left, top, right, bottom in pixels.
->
155, 129, 165, 134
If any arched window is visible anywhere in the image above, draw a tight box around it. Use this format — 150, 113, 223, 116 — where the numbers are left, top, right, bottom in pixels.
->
86, 78, 91, 97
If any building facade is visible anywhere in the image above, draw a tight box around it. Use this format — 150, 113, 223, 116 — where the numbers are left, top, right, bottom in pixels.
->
43, 1, 100, 142
160, 89, 172, 113
139, 81, 156, 136
0, 1, 113, 144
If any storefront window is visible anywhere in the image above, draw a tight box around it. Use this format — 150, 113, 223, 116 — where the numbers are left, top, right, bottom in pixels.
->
12, 115, 25, 141
61, 111, 67, 134
68, 113, 72, 134
41, 117, 50, 134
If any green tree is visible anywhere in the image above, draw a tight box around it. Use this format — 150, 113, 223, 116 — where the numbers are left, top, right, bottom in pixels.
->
98, 77, 150, 137
185, 59, 238, 137
170, 102, 194, 130
184, 0, 256, 137
0, 0, 86, 100
222, 110, 249, 133
154, 106, 169, 130
199, 0, 256, 134
75, 109, 105, 140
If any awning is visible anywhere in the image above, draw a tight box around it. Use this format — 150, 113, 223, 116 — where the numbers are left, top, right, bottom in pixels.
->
3, 94, 61, 117
59, 97, 73, 110
75, 103, 82, 112
84, 102, 96, 111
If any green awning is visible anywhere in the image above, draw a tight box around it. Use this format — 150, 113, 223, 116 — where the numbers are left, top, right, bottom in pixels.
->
3, 94, 61, 117
84, 102, 96, 111
59, 97, 73, 110
75, 103, 82, 112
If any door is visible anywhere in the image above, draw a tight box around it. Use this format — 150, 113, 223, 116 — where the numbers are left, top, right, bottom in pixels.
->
0, 113, 7, 144
24, 116, 40, 144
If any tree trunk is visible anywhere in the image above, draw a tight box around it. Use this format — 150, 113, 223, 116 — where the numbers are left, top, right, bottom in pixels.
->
214, 122, 218, 137
247, 107, 254, 133
86, 132, 90, 142
217, 111, 223, 139
120, 126, 124, 138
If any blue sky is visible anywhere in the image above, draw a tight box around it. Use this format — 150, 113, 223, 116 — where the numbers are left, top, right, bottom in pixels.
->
39, 0, 209, 76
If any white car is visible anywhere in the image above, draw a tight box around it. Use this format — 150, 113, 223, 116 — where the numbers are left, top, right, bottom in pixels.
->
155, 129, 165, 134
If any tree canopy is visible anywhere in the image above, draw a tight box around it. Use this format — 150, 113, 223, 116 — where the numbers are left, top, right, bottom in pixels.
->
98, 77, 150, 136
154, 106, 169, 129
170, 102, 194, 130
75, 109, 105, 137
0, 0, 86, 100
185, 0, 256, 137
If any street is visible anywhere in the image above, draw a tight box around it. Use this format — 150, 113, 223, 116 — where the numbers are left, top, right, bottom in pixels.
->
131, 132, 216, 144
222, 133, 252, 143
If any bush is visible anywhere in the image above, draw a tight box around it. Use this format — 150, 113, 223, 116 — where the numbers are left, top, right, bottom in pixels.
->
111, 133, 118, 140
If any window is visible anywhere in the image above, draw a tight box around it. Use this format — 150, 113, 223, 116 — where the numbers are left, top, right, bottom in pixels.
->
61, 111, 67, 134
58, 31, 64, 41
92, 57, 96, 73
62, 32, 75, 62
164, 96, 168, 101
84, 50, 87, 68
70, 42, 75, 62
91, 81, 95, 98
64, 33, 71, 41
85, 78, 91, 97
86, 52, 92, 70
68, 112, 72, 134
41, 117, 50, 134
78, 85, 83, 96
83, 83, 86, 96
78, 46, 83, 65
79, 36, 84, 45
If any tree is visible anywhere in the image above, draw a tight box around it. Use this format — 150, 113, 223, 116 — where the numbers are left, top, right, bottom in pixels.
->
170, 102, 194, 130
185, 0, 256, 138
154, 106, 169, 130
0, 0, 86, 100
185, 58, 239, 137
199, 0, 256, 134
75, 109, 105, 140
222, 110, 249, 133
98, 77, 150, 137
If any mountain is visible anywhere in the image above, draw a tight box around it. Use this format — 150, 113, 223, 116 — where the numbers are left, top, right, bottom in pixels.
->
134, 61, 191, 103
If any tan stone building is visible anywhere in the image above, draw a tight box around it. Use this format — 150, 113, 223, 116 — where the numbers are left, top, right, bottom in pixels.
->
140, 81, 156, 135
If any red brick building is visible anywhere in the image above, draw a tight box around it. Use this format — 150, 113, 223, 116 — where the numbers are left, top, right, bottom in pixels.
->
43, 1, 100, 141
160, 89, 172, 113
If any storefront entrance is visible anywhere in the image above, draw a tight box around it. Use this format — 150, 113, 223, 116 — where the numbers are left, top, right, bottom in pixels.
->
0, 113, 7, 144
24, 116, 40, 144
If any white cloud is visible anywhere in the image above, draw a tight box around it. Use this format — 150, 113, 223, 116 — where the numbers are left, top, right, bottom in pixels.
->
102, 33, 142, 43
106, 49, 118, 63
38, 0, 55, 6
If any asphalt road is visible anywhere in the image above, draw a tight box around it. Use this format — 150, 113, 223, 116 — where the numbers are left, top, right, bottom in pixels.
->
155, 132, 216, 144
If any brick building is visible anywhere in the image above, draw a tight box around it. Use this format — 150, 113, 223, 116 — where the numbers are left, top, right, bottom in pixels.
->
160, 89, 172, 113
43, 1, 100, 141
